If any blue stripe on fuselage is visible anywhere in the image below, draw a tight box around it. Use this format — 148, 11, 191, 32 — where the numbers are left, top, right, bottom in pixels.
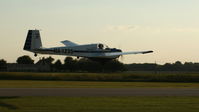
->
73, 49, 122, 53
35, 48, 122, 54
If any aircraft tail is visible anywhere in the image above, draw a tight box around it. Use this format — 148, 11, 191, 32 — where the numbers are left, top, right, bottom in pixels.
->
23, 30, 43, 51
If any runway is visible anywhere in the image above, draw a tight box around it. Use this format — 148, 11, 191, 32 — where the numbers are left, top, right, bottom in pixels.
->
0, 88, 199, 96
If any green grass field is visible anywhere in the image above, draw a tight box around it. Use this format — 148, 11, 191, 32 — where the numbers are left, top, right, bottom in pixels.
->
1, 72, 199, 88
0, 80, 199, 88
0, 96, 199, 112
1, 72, 199, 82
1, 72, 199, 112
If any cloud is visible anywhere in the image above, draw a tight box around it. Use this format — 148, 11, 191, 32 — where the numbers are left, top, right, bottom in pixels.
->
105, 25, 139, 32
104, 25, 199, 33
171, 28, 199, 32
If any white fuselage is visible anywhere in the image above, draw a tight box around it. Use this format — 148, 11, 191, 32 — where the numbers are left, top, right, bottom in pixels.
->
33, 44, 121, 59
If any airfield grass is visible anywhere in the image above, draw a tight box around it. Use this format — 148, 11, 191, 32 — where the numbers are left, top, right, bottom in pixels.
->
1, 72, 199, 82
1, 72, 199, 88
0, 96, 199, 112
1, 80, 199, 88
1, 72, 199, 112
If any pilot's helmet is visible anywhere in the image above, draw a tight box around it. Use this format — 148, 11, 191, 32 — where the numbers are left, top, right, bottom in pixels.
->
98, 44, 104, 49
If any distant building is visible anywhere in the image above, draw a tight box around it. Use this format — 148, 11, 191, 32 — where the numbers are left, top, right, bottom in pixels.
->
7, 63, 50, 72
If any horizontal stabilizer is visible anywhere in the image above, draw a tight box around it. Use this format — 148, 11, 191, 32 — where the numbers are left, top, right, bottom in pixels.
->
105, 50, 153, 56
61, 40, 78, 46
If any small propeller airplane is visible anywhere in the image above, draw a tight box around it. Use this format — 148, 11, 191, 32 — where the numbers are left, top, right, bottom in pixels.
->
23, 30, 153, 61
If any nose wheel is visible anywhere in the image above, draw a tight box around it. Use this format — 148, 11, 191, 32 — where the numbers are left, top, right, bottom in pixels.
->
34, 53, 37, 57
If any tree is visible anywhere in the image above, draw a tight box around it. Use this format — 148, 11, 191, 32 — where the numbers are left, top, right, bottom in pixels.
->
125, 63, 157, 71
0, 59, 7, 71
77, 58, 102, 72
45, 56, 54, 65
16, 55, 34, 64
36, 56, 54, 65
173, 61, 183, 71
64, 57, 77, 72
0, 59, 6, 65
53, 59, 62, 71
103, 60, 125, 72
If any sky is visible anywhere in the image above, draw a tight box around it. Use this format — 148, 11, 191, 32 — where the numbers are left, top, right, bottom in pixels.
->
0, 0, 199, 64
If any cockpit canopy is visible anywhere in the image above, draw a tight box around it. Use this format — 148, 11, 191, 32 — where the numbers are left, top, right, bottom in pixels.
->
98, 44, 109, 50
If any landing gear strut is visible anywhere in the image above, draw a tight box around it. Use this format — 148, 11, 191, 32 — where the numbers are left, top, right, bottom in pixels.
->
34, 53, 37, 57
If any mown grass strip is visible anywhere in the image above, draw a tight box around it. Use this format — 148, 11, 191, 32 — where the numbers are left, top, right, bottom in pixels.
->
1, 72, 199, 82
0, 80, 199, 88
0, 96, 199, 112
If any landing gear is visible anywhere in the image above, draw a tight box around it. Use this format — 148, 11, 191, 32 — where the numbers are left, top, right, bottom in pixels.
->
34, 53, 37, 57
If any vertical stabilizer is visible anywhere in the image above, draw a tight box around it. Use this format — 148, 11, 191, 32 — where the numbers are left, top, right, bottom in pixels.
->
23, 30, 42, 51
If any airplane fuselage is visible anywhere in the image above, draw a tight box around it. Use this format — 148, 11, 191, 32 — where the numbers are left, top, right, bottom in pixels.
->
33, 44, 122, 59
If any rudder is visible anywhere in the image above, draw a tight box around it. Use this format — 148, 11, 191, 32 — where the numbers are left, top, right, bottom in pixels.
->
23, 30, 42, 51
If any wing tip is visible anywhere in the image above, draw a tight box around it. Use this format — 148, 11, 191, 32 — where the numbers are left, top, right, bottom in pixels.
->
142, 50, 154, 54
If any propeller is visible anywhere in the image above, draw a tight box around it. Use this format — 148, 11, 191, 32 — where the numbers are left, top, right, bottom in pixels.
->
117, 44, 124, 62
119, 55, 124, 62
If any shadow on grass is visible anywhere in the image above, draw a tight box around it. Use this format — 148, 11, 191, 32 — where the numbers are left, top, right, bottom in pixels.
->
0, 97, 19, 110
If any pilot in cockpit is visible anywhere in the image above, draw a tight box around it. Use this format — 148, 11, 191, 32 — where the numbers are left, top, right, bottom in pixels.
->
98, 44, 110, 50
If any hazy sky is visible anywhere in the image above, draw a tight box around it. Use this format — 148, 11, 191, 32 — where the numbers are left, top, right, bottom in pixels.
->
1, 0, 199, 64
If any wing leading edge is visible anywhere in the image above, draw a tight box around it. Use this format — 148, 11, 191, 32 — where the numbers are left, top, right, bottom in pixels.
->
105, 50, 153, 56
61, 40, 78, 46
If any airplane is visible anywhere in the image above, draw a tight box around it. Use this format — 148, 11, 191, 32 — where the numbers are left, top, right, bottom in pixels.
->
23, 30, 153, 61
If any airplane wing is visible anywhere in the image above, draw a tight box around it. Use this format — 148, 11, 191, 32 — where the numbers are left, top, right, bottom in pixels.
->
105, 51, 153, 56
61, 40, 78, 46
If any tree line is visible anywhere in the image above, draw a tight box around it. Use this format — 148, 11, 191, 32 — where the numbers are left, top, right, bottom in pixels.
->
1, 55, 199, 72
125, 61, 199, 71
0, 55, 125, 72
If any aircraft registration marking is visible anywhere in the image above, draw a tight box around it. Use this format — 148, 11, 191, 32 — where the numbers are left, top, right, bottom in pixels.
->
53, 48, 73, 54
